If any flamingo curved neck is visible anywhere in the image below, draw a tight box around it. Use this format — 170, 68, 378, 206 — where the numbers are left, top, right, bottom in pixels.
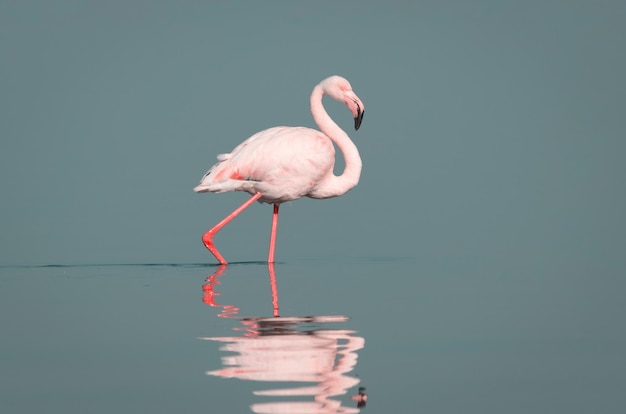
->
309, 85, 362, 198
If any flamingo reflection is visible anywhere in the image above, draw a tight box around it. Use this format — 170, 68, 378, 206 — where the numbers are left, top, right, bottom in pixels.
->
200, 263, 367, 413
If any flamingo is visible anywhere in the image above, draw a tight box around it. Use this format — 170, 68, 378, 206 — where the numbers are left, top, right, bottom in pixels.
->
194, 75, 365, 264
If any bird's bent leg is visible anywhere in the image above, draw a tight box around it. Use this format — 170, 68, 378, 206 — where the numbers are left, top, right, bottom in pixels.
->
267, 204, 279, 264
202, 192, 263, 265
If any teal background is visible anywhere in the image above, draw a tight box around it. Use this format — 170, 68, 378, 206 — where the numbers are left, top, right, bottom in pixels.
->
1, 1, 625, 413
2, 1, 624, 267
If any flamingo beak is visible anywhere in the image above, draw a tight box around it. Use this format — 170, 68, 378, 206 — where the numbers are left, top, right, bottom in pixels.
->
344, 90, 364, 130
354, 103, 364, 130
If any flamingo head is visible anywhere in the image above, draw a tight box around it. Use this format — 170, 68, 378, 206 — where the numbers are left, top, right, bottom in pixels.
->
320, 76, 365, 130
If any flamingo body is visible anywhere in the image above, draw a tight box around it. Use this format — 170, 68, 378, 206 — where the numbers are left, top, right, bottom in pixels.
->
195, 75, 365, 264
194, 126, 336, 203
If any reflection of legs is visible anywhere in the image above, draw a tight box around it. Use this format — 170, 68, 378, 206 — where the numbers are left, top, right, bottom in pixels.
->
202, 264, 227, 307
202, 192, 263, 265
268, 204, 279, 263
202, 265, 241, 318
268, 262, 280, 317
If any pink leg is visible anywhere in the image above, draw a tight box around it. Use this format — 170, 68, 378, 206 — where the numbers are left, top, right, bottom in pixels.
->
202, 192, 262, 265
268, 204, 279, 263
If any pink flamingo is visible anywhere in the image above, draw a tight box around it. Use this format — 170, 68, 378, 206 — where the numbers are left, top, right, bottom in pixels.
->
194, 76, 365, 264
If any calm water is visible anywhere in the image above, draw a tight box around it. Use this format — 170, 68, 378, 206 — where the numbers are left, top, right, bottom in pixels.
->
1, 258, 624, 413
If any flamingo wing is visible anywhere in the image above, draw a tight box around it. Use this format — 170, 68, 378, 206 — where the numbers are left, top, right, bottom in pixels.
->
194, 126, 335, 202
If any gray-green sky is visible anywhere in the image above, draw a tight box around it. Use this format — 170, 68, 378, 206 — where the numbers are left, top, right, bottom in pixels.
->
1, 1, 624, 269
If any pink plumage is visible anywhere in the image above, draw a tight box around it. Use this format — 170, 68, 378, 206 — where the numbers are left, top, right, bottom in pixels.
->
194, 127, 335, 203
194, 75, 365, 264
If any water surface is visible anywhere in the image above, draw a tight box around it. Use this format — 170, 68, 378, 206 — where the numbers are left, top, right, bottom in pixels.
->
2, 258, 624, 413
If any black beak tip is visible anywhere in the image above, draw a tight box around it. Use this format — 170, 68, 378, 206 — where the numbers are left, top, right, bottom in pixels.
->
354, 110, 364, 130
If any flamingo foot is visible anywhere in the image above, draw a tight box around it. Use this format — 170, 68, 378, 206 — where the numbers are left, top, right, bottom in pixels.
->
202, 231, 228, 265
